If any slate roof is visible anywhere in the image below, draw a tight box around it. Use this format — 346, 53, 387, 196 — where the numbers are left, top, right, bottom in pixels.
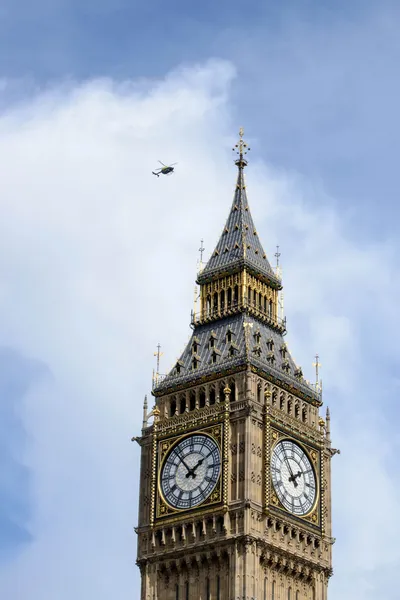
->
153, 151, 318, 404
153, 313, 319, 403
198, 162, 281, 288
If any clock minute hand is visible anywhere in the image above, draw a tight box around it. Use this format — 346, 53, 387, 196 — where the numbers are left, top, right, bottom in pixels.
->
186, 450, 214, 478
177, 453, 193, 475
185, 457, 204, 479
283, 450, 298, 488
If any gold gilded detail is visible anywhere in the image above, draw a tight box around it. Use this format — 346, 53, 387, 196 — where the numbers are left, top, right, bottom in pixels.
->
155, 424, 224, 521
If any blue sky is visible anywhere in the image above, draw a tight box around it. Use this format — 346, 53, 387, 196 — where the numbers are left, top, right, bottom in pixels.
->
3, 0, 400, 236
1, 1, 400, 598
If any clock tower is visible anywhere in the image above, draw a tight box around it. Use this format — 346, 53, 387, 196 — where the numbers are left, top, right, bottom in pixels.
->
134, 130, 337, 599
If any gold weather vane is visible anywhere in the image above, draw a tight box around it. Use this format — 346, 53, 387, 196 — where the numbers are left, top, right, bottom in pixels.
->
232, 127, 251, 160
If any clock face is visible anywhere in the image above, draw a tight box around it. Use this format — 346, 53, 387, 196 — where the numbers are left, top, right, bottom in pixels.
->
271, 439, 317, 516
160, 434, 221, 510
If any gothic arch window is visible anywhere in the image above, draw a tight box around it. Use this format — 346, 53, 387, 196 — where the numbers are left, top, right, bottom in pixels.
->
206, 294, 211, 315
175, 583, 179, 600
280, 393, 285, 411
302, 406, 308, 422
229, 380, 236, 402
264, 296, 267, 312
216, 575, 221, 600
248, 286, 251, 305
272, 389, 277, 406
192, 341, 198, 354
192, 357, 198, 370
217, 515, 224, 533
179, 397, 186, 414
206, 577, 210, 600
189, 391, 196, 411
213, 292, 218, 313
296, 591, 299, 600
259, 292, 262, 310
269, 299, 273, 317
155, 530, 162, 547
211, 351, 217, 364
234, 285, 239, 305
219, 384, 226, 402
220, 289, 225, 311
227, 329, 233, 343
227, 287, 232, 307
196, 522, 202, 539
199, 390, 206, 408
209, 388, 216, 405
272, 581, 275, 600
257, 383, 262, 403
312, 586, 316, 600
209, 337, 215, 349
295, 403, 300, 419
170, 398, 176, 417
288, 587, 291, 600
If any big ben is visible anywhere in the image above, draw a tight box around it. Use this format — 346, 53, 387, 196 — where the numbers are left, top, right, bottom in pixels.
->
134, 129, 337, 599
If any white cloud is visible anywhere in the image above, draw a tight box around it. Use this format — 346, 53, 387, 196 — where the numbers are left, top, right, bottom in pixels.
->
0, 58, 399, 599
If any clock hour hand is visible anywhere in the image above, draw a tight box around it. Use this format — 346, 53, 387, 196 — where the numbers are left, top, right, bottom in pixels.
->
185, 451, 213, 478
185, 457, 204, 478
289, 470, 302, 483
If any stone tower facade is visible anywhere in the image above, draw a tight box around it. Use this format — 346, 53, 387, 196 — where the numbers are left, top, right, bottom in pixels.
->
134, 130, 337, 599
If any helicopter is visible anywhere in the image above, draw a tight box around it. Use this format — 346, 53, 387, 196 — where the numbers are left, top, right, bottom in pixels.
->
152, 161, 177, 177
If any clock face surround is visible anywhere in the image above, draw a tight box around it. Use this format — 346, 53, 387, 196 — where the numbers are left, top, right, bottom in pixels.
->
271, 439, 317, 516
160, 433, 221, 510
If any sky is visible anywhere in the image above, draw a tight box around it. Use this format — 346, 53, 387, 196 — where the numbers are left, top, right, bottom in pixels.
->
0, 1, 400, 598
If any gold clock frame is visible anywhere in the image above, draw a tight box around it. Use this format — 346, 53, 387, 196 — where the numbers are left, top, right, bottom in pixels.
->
155, 422, 225, 520
267, 426, 323, 528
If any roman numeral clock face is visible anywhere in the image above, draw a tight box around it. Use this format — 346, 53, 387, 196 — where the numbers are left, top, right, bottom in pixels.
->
160, 434, 221, 510
271, 439, 317, 516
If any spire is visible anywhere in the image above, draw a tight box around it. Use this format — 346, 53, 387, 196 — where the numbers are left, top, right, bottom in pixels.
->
142, 395, 148, 429
198, 128, 280, 287
326, 406, 331, 441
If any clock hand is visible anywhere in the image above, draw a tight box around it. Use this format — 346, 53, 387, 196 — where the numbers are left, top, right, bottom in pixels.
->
176, 453, 193, 475
289, 470, 302, 483
283, 450, 298, 488
185, 450, 214, 478
185, 457, 204, 479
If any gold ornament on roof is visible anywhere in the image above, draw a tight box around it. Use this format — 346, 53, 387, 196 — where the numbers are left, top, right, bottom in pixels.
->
232, 127, 251, 161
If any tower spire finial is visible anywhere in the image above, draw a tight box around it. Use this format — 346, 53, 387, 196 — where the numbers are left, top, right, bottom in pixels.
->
232, 127, 250, 167
275, 245, 281, 269
313, 353, 322, 394
153, 343, 163, 386
142, 395, 148, 429
199, 239, 205, 263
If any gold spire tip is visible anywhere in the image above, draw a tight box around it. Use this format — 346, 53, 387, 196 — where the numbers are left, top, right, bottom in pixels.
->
232, 127, 250, 162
